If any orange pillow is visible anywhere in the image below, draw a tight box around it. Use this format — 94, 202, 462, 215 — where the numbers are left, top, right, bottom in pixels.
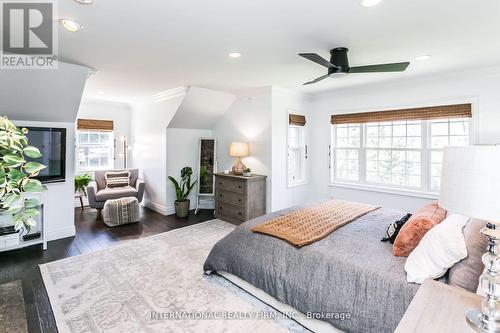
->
393, 202, 447, 257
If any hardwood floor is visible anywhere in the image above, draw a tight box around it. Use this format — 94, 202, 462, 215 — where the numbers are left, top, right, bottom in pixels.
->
0, 207, 215, 333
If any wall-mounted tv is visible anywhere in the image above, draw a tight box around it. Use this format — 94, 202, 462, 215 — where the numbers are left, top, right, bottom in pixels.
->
25, 127, 66, 183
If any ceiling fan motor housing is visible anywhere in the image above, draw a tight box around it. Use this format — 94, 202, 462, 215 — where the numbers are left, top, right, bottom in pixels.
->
330, 47, 350, 74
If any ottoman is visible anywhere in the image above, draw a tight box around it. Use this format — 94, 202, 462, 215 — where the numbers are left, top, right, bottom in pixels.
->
103, 197, 140, 227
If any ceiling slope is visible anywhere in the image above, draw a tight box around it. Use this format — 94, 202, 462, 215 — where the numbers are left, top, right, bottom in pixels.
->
0, 62, 90, 122
167, 86, 236, 129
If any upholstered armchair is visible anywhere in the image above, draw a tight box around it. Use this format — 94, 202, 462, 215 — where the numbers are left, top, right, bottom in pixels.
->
87, 169, 145, 218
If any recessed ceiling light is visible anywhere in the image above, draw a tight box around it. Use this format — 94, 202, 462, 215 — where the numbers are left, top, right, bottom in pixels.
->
73, 0, 93, 4
361, 0, 383, 7
229, 52, 242, 58
416, 54, 432, 61
60, 19, 83, 32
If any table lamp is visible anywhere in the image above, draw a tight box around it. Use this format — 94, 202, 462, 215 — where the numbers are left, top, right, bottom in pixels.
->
229, 142, 249, 175
439, 145, 500, 332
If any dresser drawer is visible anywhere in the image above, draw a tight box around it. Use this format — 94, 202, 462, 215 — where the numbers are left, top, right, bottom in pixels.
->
217, 202, 248, 222
217, 190, 246, 207
217, 178, 246, 194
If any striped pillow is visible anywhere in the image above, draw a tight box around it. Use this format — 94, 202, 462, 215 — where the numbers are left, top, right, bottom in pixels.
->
105, 171, 130, 188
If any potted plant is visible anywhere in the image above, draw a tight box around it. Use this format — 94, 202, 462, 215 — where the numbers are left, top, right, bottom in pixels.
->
0, 116, 46, 233
168, 167, 197, 218
243, 167, 252, 177
75, 174, 92, 197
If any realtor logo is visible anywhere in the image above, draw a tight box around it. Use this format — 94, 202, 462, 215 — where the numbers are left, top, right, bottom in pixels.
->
1, 1, 58, 69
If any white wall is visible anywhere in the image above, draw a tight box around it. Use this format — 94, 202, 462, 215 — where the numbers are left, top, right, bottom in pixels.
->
310, 68, 500, 212
271, 87, 314, 211
166, 128, 212, 214
77, 99, 132, 169
212, 87, 273, 212
13, 120, 76, 241
131, 88, 186, 214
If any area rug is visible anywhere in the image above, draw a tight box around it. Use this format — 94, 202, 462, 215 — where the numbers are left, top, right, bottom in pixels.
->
40, 219, 307, 333
0, 280, 29, 333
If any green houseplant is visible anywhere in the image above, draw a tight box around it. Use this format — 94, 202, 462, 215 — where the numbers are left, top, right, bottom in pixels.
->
75, 174, 92, 196
168, 166, 197, 218
243, 167, 252, 177
0, 116, 46, 232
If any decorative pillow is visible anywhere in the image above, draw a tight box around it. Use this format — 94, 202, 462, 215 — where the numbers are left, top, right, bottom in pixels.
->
448, 218, 489, 292
381, 213, 412, 244
393, 202, 447, 257
105, 171, 130, 188
405, 214, 469, 283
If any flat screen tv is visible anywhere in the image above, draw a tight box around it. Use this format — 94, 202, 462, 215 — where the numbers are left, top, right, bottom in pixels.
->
25, 127, 66, 183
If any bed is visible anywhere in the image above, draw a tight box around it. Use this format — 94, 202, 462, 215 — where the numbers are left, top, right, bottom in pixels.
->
203, 204, 421, 333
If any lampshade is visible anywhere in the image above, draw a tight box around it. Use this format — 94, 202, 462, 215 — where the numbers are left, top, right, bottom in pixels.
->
439, 146, 500, 222
229, 142, 250, 157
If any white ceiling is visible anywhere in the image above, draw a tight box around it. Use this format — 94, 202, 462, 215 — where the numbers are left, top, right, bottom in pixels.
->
56, 0, 500, 103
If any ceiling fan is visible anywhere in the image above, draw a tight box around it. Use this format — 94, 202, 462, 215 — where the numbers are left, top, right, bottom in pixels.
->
299, 47, 410, 85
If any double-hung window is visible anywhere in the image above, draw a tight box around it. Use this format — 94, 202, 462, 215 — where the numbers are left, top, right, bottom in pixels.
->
76, 119, 115, 171
288, 113, 307, 186
331, 104, 472, 193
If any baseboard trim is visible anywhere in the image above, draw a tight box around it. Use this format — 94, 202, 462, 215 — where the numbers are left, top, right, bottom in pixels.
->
46, 226, 76, 241
142, 201, 169, 215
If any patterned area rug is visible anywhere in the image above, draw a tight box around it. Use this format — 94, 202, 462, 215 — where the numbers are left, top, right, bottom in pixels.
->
40, 220, 307, 333
0, 280, 29, 333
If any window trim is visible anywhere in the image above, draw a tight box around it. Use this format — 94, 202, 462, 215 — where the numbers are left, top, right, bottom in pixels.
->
330, 116, 475, 194
287, 111, 308, 188
75, 129, 115, 172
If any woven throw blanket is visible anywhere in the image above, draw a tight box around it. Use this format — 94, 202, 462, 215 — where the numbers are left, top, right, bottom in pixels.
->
252, 200, 380, 247
105, 171, 130, 188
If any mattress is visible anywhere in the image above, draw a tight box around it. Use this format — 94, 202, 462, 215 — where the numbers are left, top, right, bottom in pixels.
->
203, 205, 420, 333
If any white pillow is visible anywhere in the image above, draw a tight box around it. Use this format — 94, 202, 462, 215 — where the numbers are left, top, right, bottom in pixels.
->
405, 214, 469, 283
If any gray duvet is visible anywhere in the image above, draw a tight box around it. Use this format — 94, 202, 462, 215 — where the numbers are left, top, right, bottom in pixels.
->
203, 206, 420, 333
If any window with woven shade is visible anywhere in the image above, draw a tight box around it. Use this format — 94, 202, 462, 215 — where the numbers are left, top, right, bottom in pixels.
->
288, 113, 307, 186
76, 119, 115, 171
330, 104, 472, 193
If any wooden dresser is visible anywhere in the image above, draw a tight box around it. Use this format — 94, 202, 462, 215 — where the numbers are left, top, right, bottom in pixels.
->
214, 173, 267, 224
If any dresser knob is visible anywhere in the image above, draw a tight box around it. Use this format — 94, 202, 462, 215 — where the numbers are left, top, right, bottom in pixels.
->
238, 212, 242, 216
219, 206, 222, 210
220, 194, 223, 198
238, 185, 242, 189
238, 198, 242, 202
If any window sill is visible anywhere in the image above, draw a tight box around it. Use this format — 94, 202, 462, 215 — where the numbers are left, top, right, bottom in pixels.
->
329, 182, 439, 200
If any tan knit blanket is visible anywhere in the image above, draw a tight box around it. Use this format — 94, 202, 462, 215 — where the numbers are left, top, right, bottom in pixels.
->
252, 200, 380, 247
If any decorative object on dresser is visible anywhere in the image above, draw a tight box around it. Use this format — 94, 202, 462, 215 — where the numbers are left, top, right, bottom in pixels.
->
439, 145, 500, 333
215, 173, 266, 224
229, 142, 250, 175
168, 166, 198, 218
243, 168, 252, 177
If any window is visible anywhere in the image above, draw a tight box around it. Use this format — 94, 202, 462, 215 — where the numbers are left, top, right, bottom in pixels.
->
288, 125, 307, 186
331, 117, 471, 193
76, 130, 114, 171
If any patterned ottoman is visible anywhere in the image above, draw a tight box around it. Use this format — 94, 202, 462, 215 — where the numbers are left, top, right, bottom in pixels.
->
103, 197, 140, 227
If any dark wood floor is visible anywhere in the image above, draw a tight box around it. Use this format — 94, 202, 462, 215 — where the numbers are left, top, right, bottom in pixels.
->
0, 207, 215, 333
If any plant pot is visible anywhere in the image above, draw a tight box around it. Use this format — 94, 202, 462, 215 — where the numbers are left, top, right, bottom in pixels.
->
174, 200, 190, 218
243, 172, 252, 177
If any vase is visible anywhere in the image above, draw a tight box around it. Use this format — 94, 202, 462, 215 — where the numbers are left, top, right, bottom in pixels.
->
174, 199, 190, 218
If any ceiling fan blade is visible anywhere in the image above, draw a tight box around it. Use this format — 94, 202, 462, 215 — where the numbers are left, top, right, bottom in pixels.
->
299, 53, 337, 69
303, 73, 330, 85
349, 62, 410, 73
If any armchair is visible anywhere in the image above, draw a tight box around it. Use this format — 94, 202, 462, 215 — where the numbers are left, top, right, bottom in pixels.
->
87, 169, 145, 219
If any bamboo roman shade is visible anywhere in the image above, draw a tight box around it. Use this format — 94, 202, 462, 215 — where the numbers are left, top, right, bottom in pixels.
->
289, 114, 307, 126
77, 119, 114, 131
331, 103, 472, 125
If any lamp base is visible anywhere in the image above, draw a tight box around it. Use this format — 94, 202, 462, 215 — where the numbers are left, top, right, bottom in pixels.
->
466, 309, 500, 333
232, 157, 246, 175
